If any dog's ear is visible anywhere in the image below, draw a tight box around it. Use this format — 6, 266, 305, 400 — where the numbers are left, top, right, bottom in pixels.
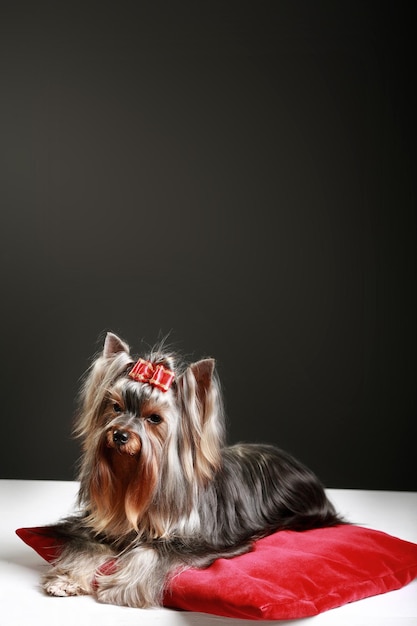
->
103, 332, 130, 357
177, 358, 225, 485
74, 333, 132, 441
189, 358, 215, 400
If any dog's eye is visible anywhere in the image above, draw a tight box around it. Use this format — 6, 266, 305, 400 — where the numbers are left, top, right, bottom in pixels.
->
146, 414, 162, 425
113, 403, 123, 413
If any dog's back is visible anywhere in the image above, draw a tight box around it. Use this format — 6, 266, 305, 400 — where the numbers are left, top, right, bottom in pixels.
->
198, 443, 343, 549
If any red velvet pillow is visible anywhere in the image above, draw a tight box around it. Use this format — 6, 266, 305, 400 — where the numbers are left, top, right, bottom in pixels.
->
16, 524, 417, 620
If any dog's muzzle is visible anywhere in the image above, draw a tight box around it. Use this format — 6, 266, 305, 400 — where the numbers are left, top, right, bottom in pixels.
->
106, 427, 141, 456
112, 429, 130, 445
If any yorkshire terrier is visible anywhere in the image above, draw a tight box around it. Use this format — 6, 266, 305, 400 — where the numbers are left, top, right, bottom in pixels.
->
42, 332, 343, 607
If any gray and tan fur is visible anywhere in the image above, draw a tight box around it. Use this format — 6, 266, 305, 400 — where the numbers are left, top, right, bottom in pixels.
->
42, 332, 343, 607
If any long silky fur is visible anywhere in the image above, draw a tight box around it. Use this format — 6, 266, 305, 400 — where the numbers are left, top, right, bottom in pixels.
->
42, 332, 344, 608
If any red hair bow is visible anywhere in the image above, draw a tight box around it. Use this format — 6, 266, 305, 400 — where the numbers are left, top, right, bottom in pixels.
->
128, 358, 175, 392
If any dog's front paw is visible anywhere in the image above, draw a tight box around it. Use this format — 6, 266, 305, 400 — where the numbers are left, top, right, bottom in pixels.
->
95, 583, 141, 608
43, 573, 87, 597
94, 548, 164, 608
95, 577, 157, 608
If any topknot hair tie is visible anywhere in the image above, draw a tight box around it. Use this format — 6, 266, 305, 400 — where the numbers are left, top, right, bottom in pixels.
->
128, 358, 175, 392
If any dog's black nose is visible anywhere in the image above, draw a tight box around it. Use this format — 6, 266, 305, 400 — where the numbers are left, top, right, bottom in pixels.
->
113, 429, 130, 445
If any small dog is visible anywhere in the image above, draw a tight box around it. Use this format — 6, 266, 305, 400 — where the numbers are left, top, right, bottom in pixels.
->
42, 332, 343, 607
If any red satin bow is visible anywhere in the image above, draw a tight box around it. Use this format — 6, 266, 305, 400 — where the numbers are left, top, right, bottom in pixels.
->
128, 358, 175, 392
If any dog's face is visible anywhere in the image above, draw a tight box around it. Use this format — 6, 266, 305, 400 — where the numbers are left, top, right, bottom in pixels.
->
75, 333, 225, 538
103, 377, 173, 457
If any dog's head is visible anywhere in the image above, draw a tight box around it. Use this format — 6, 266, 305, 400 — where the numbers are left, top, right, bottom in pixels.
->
75, 332, 225, 538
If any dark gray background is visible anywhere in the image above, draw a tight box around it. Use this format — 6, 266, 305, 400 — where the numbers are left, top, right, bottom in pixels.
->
1, 2, 415, 490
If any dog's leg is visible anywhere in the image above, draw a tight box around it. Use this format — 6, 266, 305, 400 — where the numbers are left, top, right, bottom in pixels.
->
42, 543, 115, 597
95, 545, 173, 608
95, 540, 254, 608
